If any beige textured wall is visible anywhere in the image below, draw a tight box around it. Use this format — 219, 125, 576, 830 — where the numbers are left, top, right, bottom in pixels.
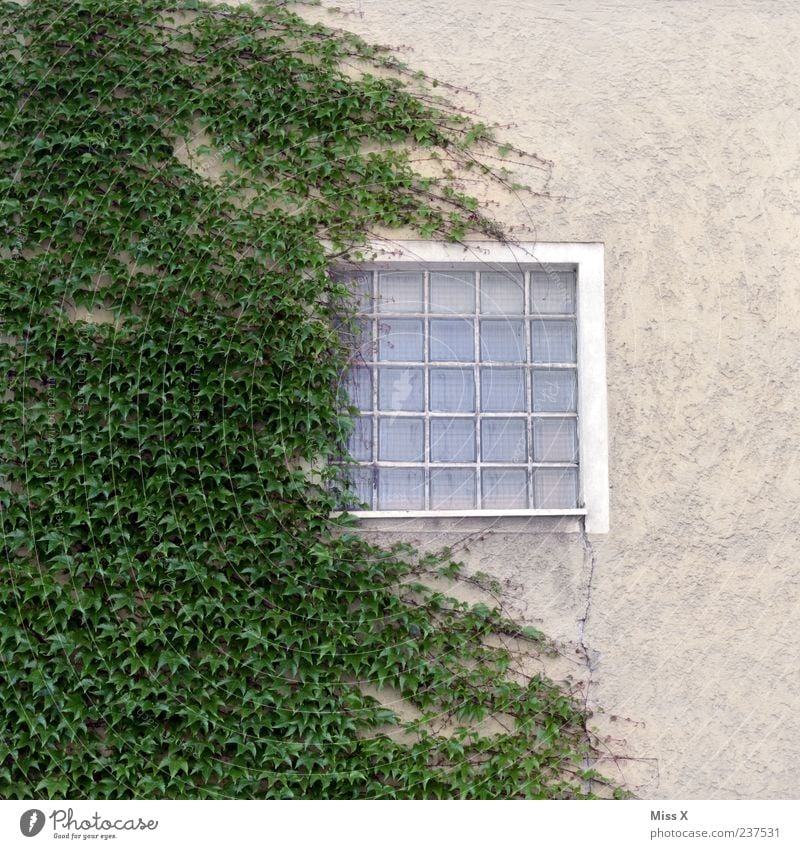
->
296, 0, 800, 799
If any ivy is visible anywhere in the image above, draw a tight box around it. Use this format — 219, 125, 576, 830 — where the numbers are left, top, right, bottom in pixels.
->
0, 0, 621, 798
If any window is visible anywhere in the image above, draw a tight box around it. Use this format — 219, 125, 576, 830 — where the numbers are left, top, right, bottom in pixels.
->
334, 241, 609, 533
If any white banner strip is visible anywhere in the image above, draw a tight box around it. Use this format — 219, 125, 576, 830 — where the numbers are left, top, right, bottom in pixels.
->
0, 800, 798, 849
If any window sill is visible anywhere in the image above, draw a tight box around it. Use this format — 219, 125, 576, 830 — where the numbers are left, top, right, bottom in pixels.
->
335, 508, 587, 519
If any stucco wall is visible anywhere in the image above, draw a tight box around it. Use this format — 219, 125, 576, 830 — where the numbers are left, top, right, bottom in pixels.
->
296, 0, 800, 799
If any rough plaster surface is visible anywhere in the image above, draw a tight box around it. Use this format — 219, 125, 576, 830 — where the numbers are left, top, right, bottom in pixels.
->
297, 0, 800, 798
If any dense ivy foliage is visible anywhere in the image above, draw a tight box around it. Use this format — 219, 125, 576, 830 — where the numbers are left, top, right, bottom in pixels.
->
0, 0, 618, 798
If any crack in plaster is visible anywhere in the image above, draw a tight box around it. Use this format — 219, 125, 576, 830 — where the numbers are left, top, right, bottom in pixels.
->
578, 520, 599, 693
578, 519, 600, 793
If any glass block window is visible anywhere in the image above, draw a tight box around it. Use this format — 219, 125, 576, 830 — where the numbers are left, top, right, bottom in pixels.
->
335, 267, 580, 512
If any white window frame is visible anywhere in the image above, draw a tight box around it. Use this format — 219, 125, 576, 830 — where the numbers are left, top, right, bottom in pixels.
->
336, 240, 609, 533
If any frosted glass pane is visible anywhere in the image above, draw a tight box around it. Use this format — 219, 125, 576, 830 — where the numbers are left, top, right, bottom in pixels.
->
339, 317, 374, 362
480, 368, 525, 412
481, 419, 527, 462
379, 418, 424, 461
430, 368, 475, 412
378, 368, 423, 411
343, 467, 374, 510
355, 318, 375, 362
532, 369, 577, 412
534, 468, 578, 508
482, 469, 528, 509
534, 418, 577, 463
532, 319, 576, 363
430, 271, 476, 314
480, 320, 525, 361
430, 469, 476, 510
342, 367, 372, 411
331, 270, 372, 312
378, 319, 423, 362
480, 271, 524, 314
431, 419, 476, 462
430, 319, 474, 361
378, 468, 424, 510
531, 271, 575, 315
378, 271, 423, 313
347, 416, 373, 461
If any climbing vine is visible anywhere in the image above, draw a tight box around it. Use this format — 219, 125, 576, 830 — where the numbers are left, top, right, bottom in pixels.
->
0, 0, 621, 798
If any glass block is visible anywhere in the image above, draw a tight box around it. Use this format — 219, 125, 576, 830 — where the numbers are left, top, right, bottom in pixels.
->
342, 467, 374, 510
431, 419, 476, 463
534, 418, 578, 463
430, 469, 476, 510
430, 271, 476, 314
430, 319, 474, 361
378, 271, 423, 313
347, 416, 373, 461
531, 270, 575, 315
339, 317, 374, 362
481, 419, 527, 462
331, 270, 372, 312
482, 469, 528, 509
378, 319, 423, 362
342, 367, 372, 411
430, 368, 475, 412
378, 368, 423, 412
534, 467, 578, 508
480, 271, 524, 314
532, 319, 576, 363
480, 368, 526, 412
378, 418, 424, 462
480, 320, 525, 361
378, 468, 424, 510
532, 369, 577, 412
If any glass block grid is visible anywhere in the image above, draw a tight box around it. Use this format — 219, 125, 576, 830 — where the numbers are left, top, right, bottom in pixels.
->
337, 268, 579, 511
